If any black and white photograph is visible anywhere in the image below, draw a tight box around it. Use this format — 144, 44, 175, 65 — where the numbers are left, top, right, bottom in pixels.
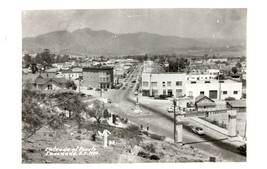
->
20, 8, 248, 164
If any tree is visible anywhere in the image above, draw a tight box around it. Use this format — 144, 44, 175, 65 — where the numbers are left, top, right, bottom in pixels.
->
31, 63, 38, 74
236, 62, 242, 68
22, 85, 64, 141
66, 80, 77, 90
23, 54, 32, 68
85, 100, 105, 124
57, 94, 85, 120
232, 67, 238, 74
35, 49, 55, 70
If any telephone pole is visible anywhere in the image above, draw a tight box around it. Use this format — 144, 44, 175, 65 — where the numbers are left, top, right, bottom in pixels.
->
173, 98, 177, 142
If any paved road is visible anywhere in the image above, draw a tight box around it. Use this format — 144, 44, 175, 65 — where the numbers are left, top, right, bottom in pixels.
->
102, 65, 246, 162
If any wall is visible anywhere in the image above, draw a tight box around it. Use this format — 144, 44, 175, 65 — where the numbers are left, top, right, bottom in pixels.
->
185, 80, 242, 100
141, 73, 186, 97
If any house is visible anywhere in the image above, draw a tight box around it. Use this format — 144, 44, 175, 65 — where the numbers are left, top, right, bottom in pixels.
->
22, 73, 69, 91
35, 77, 68, 90
226, 100, 246, 112
195, 94, 216, 111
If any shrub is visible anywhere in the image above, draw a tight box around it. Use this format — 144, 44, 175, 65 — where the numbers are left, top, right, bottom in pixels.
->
142, 131, 149, 136
143, 143, 156, 153
126, 124, 141, 135
137, 151, 150, 159
150, 154, 160, 160
149, 133, 165, 141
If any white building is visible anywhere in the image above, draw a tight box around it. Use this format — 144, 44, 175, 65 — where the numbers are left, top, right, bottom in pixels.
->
207, 69, 220, 79
185, 79, 242, 100
141, 73, 186, 97
186, 74, 211, 81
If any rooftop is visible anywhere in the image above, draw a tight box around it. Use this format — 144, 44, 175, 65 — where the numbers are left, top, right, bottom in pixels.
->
187, 79, 241, 84
226, 100, 246, 108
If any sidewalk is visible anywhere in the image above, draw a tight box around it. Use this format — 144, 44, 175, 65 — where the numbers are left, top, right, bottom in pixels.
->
128, 94, 247, 146
190, 117, 247, 145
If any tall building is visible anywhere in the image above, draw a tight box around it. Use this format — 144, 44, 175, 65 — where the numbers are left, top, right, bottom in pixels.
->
82, 67, 114, 89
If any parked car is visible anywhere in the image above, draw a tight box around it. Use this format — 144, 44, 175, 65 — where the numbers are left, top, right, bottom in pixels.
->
237, 144, 246, 156
192, 126, 204, 135
134, 90, 138, 95
107, 98, 112, 103
95, 88, 100, 91
87, 87, 93, 90
225, 97, 236, 101
122, 86, 126, 90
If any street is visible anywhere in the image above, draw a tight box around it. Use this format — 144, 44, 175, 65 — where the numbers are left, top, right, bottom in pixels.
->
100, 65, 246, 162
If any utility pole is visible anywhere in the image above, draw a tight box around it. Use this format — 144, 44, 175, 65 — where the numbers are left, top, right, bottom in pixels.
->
78, 76, 81, 93
173, 98, 177, 142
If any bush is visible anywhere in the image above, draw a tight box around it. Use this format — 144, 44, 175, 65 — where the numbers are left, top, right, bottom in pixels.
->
142, 131, 149, 136
150, 154, 160, 160
126, 124, 141, 134
143, 143, 156, 153
137, 151, 150, 159
149, 133, 165, 141
211, 119, 219, 125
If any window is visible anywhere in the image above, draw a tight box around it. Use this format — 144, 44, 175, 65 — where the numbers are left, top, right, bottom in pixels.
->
200, 91, 204, 95
205, 81, 210, 83
163, 89, 166, 95
151, 82, 157, 87
191, 81, 196, 84
143, 81, 149, 87
223, 91, 227, 94
233, 91, 238, 94
167, 81, 171, 86
162, 81, 165, 87
176, 81, 182, 86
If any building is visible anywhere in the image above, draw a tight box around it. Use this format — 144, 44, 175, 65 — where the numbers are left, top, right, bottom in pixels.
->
59, 69, 82, 80
207, 69, 220, 79
22, 73, 68, 91
226, 100, 246, 112
82, 66, 114, 89
194, 94, 216, 111
35, 77, 68, 90
185, 79, 242, 100
141, 73, 186, 97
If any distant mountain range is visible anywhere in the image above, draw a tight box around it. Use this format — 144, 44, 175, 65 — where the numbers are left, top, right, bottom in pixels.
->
22, 28, 246, 56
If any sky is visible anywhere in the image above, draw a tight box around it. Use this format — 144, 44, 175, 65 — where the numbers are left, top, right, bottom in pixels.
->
22, 8, 246, 39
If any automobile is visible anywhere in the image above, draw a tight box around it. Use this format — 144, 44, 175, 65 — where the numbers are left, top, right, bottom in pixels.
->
122, 86, 126, 90
125, 83, 128, 86
130, 84, 133, 88
95, 88, 101, 91
103, 88, 108, 91
134, 90, 138, 95
107, 98, 112, 103
191, 126, 204, 135
87, 87, 93, 90
167, 107, 174, 113
237, 144, 246, 156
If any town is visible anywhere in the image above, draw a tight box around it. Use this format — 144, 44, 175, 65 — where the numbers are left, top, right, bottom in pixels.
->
22, 48, 247, 163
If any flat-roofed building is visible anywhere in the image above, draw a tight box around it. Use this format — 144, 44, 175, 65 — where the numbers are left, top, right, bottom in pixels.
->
185, 79, 242, 100
82, 66, 114, 89
141, 73, 186, 97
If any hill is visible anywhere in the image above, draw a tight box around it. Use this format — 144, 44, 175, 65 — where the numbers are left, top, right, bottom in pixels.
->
22, 28, 246, 56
